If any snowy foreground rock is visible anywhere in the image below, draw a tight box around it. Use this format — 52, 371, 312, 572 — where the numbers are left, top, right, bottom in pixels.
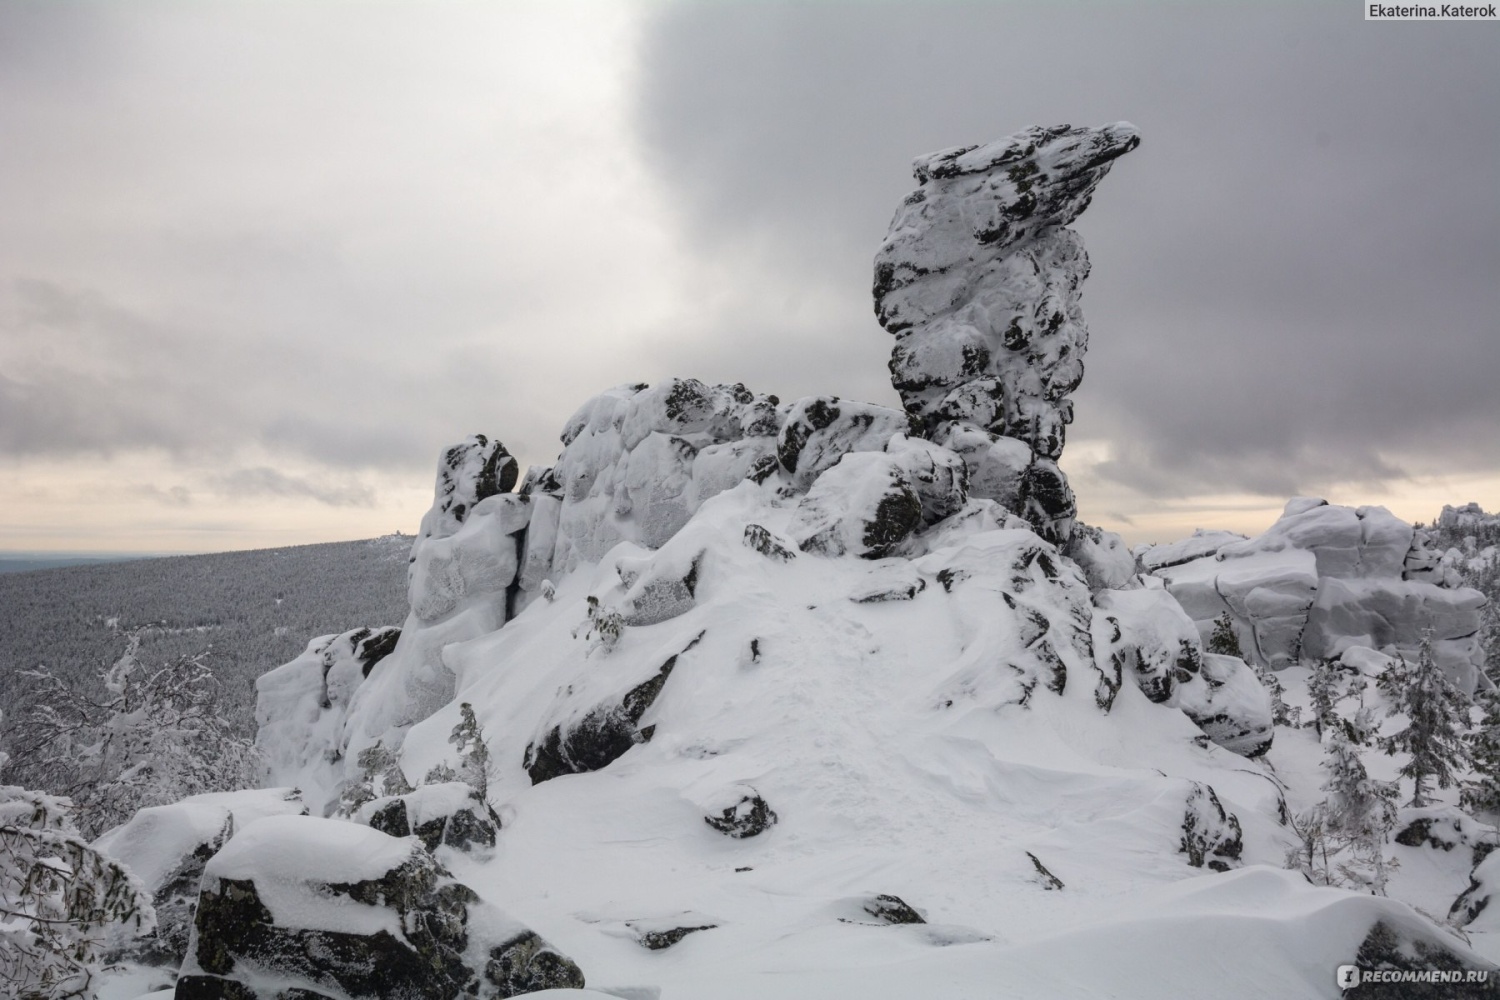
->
224, 125, 1500, 998
1147, 497, 1489, 693
174, 815, 583, 999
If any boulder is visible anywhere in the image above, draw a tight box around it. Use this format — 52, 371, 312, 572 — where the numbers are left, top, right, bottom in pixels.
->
94, 788, 306, 968
1179, 782, 1243, 872
356, 782, 500, 854
788, 452, 923, 559
1451, 849, 1500, 929
775, 396, 910, 492
1094, 588, 1202, 705
700, 785, 778, 839
175, 815, 584, 999
1171, 653, 1274, 758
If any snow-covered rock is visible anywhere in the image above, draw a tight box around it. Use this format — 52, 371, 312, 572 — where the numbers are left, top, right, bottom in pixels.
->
253, 627, 400, 816
1451, 848, 1500, 930
93, 788, 306, 968
873, 122, 1140, 544
1152, 498, 1488, 691
176, 814, 584, 999
355, 781, 501, 854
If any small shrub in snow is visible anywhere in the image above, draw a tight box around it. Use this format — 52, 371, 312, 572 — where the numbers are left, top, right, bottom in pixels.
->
337, 741, 414, 817
1379, 632, 1472, 808
1306, 660, 1342, 740
1207, 613, 1242, 658
575, 595, 625, 655
449, 702, 492, 802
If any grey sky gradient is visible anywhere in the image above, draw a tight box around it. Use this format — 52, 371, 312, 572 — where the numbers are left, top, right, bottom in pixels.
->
0, 2, 1495, 551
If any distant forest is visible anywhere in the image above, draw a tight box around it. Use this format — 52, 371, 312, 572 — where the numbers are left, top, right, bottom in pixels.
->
0, 536, 410, 735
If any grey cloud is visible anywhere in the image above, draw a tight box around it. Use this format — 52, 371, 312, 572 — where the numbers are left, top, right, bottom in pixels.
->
208, 467, 375, 508
634, 3, 1500, 502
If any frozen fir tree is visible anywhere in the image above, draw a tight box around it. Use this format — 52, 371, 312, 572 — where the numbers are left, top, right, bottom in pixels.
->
337, 741, 414, 817
449, 702, 492, 801
1306, 660, 1342, 740
1462, 687, 1500, 818
1207, 612, 1242, 657
1379, 632, 1472, 808
5, 630, 258, 838
1318, 731, 1399, 894
0, 724, 156, 1000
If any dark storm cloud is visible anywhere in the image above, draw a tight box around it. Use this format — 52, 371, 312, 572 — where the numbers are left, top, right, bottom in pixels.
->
633, 3, 1500, 500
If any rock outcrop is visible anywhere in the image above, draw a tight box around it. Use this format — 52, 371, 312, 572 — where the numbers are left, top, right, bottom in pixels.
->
1151, 498, 1489, 692
356, 781, 500, 854
93, 788, 306, 969
873, 123, 1140, 544
176, 815, 584, 999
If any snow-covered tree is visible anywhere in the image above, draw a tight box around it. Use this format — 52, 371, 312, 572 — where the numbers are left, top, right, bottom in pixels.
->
337, 741, 414, 817
449, 702, 492, 802
1318, 731, 1399, 894
5, 630, 259, 838
0, 745, 155, 999
1379, 632, 1472, 808
1207, 613, 1242, 657
1306, 660, 1342, 739
1254, 662, 1297, 728
1462, 688, 1500, 818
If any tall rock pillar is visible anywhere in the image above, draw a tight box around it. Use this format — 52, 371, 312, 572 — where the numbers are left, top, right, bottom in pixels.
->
873, 123, 1140, 544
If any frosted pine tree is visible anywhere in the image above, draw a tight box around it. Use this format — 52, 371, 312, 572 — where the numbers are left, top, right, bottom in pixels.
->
1379, 632, 1471, 808
1319, 731, 1399, 894
1307, 660, 1342, 740
449, 702, 492, 802
1462, 688, 1500, 819
1207, 613, 1242, 657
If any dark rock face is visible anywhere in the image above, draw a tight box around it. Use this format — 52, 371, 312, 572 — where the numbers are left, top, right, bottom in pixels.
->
628, 921, 719, 951
789, 452, 924, 559
873, 123, 1139, 544
704, 791, 778, 839
121, 816, 235, 968
429, 434, 518, 537
743, 524, 797, 562
177, 819, 583, 1000
525, 633, 703, 785
1179, 783, 1243, 872
776, 396, 911, 491
363, 783, 500, 853
1349, 919, 1496, 999
859, 895, 926, 925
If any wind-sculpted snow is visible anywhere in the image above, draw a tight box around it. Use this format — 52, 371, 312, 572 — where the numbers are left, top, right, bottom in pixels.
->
873, 122, 1140, 544
1152, 497, 1489, 692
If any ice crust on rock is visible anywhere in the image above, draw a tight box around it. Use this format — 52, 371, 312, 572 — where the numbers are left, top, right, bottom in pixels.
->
873, 122, 1140, 544
1152, 499, 1489, 691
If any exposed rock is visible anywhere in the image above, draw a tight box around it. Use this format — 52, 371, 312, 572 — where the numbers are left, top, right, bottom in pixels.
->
618, 547, 704, 626
743, 523, 797, 562
1153, 499, 1489, 691
525, 633, 703, 785
1064, 522, 1138, 592
702, 786, 778, 839
1353, 918, 1496, 998
873, 122, 1140, 543
1026, 852, 1065, 890
1172, 653, 1275, 758
884, 434, 969, 525
176, 815, 584, 999
1450, 850, 1500, 929
624, 915, 720, 951
789, 452, 923, 559
357, 782, 500, 854
858, 895, 926, 925
254, 629, 403, 816
1094, 588, 1202, 705
94, 788, 306, 968
776, 396, 910, 492
1180, 782, 1243, 871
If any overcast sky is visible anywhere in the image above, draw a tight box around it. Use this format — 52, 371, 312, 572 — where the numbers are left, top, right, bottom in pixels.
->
1, 1, 1495, 554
